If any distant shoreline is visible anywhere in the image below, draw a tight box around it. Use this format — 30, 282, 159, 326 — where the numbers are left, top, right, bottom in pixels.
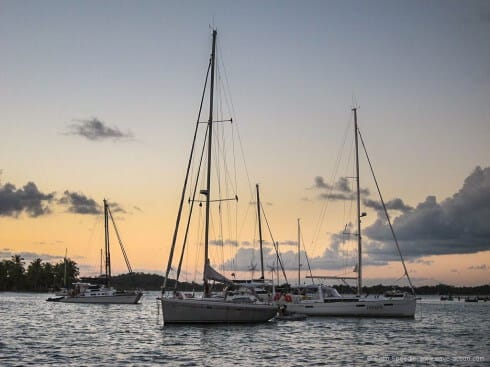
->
2, 271, 489, 295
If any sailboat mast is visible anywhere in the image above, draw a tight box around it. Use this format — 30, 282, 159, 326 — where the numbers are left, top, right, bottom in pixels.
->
298, 219, 301, 286
203, 29, 217, 296
353, 108, 362, 297
63, 248, 67, 288
104, 199, 111, 286
256, 184, 265, 280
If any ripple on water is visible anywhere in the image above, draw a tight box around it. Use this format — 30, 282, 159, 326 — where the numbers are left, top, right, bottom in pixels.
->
0, 294, 489, 366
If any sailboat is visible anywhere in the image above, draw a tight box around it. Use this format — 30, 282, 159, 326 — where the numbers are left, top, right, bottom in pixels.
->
160, 30, 277, 323
48, 199, 142, 304
54, 248, 69, 296
279, 108, 416, 317
230, 184, 274, 303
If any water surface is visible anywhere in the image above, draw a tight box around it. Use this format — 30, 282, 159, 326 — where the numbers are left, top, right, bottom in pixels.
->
0, 293, 488, 366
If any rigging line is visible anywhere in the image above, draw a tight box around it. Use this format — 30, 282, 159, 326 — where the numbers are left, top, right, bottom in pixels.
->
175, 125, 209, 287
217, 42, 239, 218
216, 41, 238, 197
260, 201, 288, 284
217, 40, 237, 125
217, 43, 237, 198
163, 57, 212, 290
107, 206, 133, 273
357, 128, 415, 295
193, 204, 203, 284
215, 66, 229, 241
310, 113, 352, 252
299, 225, 314, 284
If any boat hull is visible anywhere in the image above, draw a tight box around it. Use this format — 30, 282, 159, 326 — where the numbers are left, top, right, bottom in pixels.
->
281, 297, 416, 318
57, 292, 142, 304
161, 297, 277, 324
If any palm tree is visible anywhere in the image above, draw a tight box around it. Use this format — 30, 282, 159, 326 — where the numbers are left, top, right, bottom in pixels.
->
8, 255, 26, 291
26, 258, 43, 291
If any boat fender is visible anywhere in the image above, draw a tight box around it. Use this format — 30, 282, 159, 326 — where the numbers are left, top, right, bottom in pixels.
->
273, 293, 281, 301
284, 294, 292, 302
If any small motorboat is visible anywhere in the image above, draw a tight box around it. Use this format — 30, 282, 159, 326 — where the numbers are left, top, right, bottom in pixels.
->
46, 296, 65, 302
276, 305, 307, 321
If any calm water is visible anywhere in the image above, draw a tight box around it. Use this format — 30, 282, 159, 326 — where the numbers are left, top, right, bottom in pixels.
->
0, 292, 488, 366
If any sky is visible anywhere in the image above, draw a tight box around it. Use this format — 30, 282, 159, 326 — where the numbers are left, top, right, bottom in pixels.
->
1, 0, 489, 286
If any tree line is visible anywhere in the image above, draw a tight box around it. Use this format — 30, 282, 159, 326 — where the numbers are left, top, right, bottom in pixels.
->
1, 254, 489, 295
0, 255, 79, 292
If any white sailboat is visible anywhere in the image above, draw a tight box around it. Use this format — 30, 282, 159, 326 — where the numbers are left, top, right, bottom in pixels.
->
48, 199, 142, 304
160, 30, 277, 323
280, 108, 416, 317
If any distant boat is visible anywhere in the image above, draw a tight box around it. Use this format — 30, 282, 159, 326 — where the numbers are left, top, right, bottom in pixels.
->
278, 108, 416, 317
465, 296, 478, 303
440, 295, 453, 301
160, 30, 277, 323
48, 199, 142, 304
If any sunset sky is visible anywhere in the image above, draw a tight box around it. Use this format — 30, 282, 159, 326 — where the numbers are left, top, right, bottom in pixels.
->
1, 0, 489, 287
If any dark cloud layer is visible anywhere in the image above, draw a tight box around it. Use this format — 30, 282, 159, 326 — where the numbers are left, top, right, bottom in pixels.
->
0, 182, 53, 217
66, 118, 133, 141
364, 166, 490, 259
58, 191, 102, 215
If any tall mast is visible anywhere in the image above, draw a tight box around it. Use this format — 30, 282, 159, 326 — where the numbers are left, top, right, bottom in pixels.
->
256, 184, 265, 280
203, 29, 217, 296
298, 219, 301, 286
353, 108, 362, 297
104, 199, 111, 286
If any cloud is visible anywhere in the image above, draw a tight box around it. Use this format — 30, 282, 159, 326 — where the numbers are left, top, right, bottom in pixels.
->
0, 250, 65, 262
363, 166, 490, 260
221, 233, 386, 274
210, 239, 238, 247
363, 198, 413, 213
467, 264, 487, 271
66, 117, 133, 141
58, 191, 102, 215
409, 258, 434, 266
0, 181, 54, 217
108, 202, 126, 214
312, 176, 369, 201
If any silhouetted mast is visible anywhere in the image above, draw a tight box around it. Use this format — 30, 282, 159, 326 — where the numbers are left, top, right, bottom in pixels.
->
104, 199, 111, 286
256, 184, 265, 280
353, 108, 362, 297
203, 29, 217, 297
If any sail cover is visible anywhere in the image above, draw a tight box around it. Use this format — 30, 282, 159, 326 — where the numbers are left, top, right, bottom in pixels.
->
204, 263, 231, 284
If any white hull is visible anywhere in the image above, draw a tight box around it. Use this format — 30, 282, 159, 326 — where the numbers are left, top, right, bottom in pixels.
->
161, 297, 277, 324
281, 297, 416, 317
58, 292, 142, 304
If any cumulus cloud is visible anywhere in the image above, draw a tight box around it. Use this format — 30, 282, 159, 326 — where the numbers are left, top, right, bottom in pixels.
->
0, 181, 54, 217
221, 233, 386, 274
66, 117, 133, 141
364, 166, 490, 260
58, 191, 102, 215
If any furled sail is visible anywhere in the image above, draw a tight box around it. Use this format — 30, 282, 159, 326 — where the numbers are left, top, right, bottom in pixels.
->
204, 263, 231, 284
